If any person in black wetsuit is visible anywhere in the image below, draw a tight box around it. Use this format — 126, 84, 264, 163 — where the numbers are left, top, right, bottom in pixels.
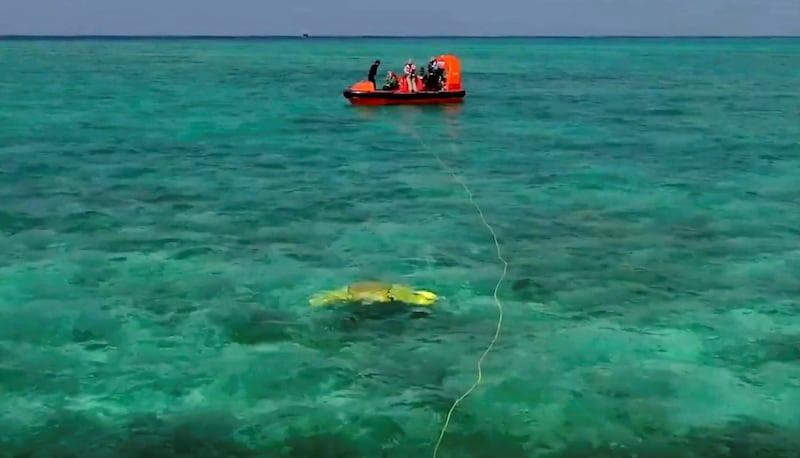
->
367, 60, 381, 89
426, 57, 445, 91
425, 57, 436, 89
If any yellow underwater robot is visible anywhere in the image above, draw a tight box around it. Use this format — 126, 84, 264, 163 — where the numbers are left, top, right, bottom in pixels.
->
309, 281, 438, 307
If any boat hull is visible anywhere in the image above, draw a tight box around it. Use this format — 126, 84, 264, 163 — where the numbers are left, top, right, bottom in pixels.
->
343, 89, 466, 106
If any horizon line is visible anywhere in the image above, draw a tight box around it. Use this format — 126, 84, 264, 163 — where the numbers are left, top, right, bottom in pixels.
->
1, 34, 799, 40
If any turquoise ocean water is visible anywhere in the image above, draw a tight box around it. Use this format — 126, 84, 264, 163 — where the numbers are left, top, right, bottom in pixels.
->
1, 37, 800, 457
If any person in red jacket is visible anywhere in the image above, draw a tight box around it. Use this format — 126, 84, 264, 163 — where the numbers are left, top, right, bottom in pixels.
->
403, 59, 417, 92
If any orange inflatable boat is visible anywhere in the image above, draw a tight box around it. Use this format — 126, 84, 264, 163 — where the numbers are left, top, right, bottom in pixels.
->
343, 54, 466, 106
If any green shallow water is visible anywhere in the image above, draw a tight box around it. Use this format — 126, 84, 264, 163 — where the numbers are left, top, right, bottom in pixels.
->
1, 37, 800, 457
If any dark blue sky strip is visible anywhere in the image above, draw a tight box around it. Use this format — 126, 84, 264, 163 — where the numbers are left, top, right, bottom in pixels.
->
1, 0, 799, 36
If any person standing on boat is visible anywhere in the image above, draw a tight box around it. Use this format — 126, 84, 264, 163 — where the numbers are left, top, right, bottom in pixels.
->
404, 59, 417, 92
367, 60, 381, 89
424, 57, 438, 90
429, 57, 446, 90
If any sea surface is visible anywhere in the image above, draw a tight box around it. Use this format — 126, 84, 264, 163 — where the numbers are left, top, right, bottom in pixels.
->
1, 37, 800, 457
